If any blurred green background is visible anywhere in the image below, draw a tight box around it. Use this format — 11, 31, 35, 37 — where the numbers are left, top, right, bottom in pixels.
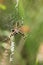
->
0, 0, 43, 65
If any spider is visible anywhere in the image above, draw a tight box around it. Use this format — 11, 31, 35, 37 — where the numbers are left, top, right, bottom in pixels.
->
10, 21, 30, 38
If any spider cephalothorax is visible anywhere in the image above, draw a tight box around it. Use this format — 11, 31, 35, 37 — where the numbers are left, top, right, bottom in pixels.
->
10, 22, 30, 37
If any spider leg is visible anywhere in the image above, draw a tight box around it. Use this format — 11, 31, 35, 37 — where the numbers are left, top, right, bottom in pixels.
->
19, 31, 25, 36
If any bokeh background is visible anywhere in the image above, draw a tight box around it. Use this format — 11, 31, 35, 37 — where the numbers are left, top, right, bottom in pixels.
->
0, 0, 43, 65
